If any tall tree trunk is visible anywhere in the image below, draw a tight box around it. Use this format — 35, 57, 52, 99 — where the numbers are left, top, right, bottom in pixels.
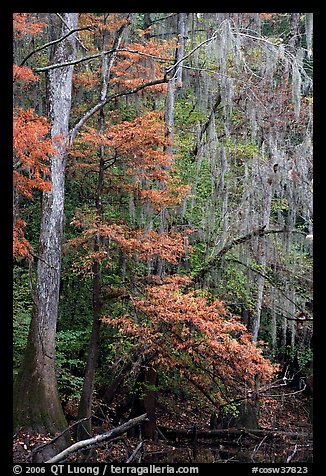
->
129, 365, 158, 440
175, 13, 187, 89
76, 256, 102, 442
76, 116, 105, 442
13, 13, 78, 443
75, 18, 130, 439
251, 178, 273, 343
164, 12, 187, 153
156, 14, 187, 277
143, 13, 152, 40
288, 13, 300, 51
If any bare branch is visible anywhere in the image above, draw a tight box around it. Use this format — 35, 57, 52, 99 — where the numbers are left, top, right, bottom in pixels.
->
285, 315, 313, 322
20, 26, 93, 66
33, 47, 170, 73
191, 94, 222, 157
158, 425, 309, 439
165, 28, 219, 77
32, 417, 91, 458
55, 13, 89, 52
126, 442, 143, 463
228, 257, 311, 318
33, 48, 117, 72
251, 435, 268, 461
69, 77, 167, 144
286, 444, 298, 463
45, 413, 148, 464
99, 14, 131, 101
194, 227, 306, 281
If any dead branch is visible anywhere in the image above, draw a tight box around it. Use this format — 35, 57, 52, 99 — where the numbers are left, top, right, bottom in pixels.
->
191, 94, 222, 157
226, 256, 311, 318
45, 413, 147, 464
20, 26, 93, 66
194, 226, 306, 281
68, 77, 167, 144
33, 47, 166, 73
251, 435, 268, 461
126, 442, 143, 463
165, 28, 219, 77
286, 444, 298, 463
158, 426, 309, 440
31, 417, 91, 459
285, 313, 313, 322
33, 48, 118, 72
55, 13, 90, 52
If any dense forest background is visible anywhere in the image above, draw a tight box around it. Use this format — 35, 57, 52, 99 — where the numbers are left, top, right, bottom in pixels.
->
13, 12, 313, 464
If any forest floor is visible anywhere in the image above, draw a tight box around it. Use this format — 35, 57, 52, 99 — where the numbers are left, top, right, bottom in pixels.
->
13, 385, 313, 464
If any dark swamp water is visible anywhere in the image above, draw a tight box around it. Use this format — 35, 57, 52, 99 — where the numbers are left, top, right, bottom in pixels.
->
142, 439, 313, 463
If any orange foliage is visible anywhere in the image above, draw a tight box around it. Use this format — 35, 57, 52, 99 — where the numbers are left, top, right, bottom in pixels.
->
13, 13, 53, 259
110, 38, 174, 92
13, 108, 53, 197
68, 211, 189, 276
73, 69, 100, 89
13, 218, 32, 259
13, 108, 54, 258
70, 102, 190, 273
79, 13, 129, 35
137, 181, 190, 209
259, 13, 277, 21
75, 111, 189, 208
102, 276, 278, 403
13, 64, 39, 84
74, 17, 173, 96
77, 13, 132, 53
13, 13, 46, 39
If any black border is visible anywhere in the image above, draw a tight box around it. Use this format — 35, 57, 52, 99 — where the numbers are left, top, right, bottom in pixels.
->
6, 4, 321, 474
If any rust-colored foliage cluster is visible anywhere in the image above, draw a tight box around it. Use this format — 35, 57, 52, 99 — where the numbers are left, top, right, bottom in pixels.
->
73, 13, 174, 95
68, 212, 189, 276
13, 14, 54, 259
13, 108, 53, 199
259, 13, 278, 21
103, 275, 278, 402
79, 111, 171, 172
13, 13, 46, 39
79, 12, 130, 38
13, 218, 33, 259
76, 111, 189, 208
110, 37, 174, 92
13, 64, 39, 84
13, 108, 54, 258
69, 108, 190, 275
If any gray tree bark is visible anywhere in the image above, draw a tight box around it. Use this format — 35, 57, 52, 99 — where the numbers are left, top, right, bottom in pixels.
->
288, 13, 300, 51
175, 13, 187, 88
251, 177, 273, 343
13, 13, 78, 444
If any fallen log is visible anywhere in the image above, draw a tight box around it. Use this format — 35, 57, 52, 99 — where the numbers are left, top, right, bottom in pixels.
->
158, 426, 309, 440
45, 413, 148, 464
